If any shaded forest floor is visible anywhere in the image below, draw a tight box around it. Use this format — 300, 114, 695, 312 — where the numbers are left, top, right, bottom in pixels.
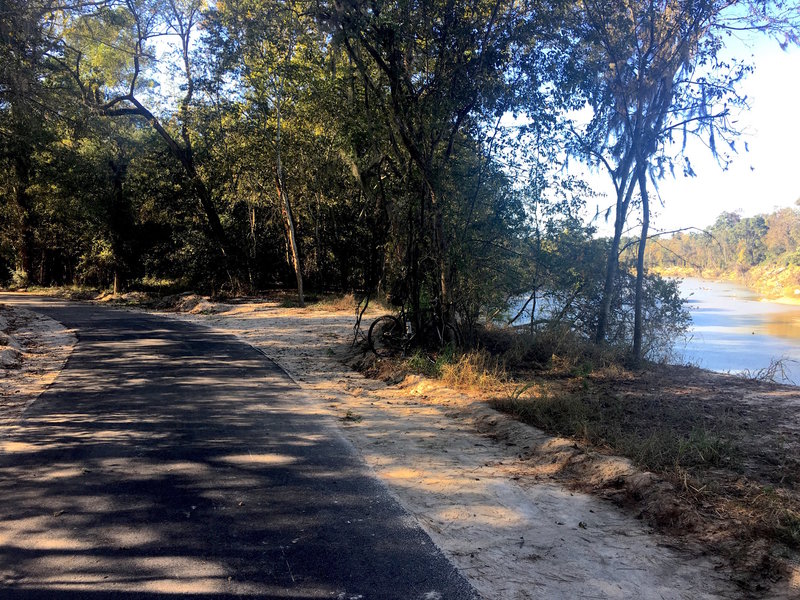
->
4, 288, 800, 598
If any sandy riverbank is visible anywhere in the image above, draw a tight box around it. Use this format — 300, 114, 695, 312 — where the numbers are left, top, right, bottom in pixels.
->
656, 267, 800, 306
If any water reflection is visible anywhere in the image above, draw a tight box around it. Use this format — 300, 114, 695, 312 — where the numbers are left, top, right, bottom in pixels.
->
676, 278, 800, 384
764, 316, 800, 340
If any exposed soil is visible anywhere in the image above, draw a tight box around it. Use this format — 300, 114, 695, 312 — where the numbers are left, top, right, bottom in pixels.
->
492, 364, 800, 595
0, 303, 76, 427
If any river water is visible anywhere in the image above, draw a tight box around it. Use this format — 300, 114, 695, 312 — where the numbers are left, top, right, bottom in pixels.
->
675, 278, 800, 384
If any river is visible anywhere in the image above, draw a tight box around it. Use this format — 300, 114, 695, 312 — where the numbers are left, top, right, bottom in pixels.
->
675, 278, 800, 384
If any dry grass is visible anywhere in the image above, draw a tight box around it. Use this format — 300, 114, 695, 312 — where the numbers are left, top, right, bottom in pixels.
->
492, 382, 735, 473
24, 284, 102, 300
486, 362, 800, 586
439, 350, 508, 391
495, 383, 590, 437
313, 293, 359, 311
372, 346, 508, 390
275, 292, 390, 314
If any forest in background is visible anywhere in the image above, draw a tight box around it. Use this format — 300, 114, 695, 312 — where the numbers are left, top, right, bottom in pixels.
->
2, 0, 799, 363
646, 203, 800, 298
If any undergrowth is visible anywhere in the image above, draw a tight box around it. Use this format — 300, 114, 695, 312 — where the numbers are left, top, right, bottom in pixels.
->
402, 345, 508, 390
397, 326, 738, 474
439, 349, 507, 390
395, 325, 747, 480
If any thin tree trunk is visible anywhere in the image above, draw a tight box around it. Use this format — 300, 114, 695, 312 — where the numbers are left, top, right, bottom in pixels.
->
595, 177, 637, 344
13, 152, 34, 286
276, 175, 305, 307
108, 158, 128, 294
632, 166, 650, 365
274, 100, 304, 307
185, 163, 231, 260
431, 186, 449, 311
314, 192, 322, 274
249, 204, 257, 258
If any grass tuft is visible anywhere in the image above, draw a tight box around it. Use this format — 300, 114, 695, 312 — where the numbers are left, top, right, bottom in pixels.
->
439, 349, 508, 391
313, 293, 358, 311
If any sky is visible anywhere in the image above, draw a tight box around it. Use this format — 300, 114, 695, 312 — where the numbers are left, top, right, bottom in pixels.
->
590, 37, 800, 236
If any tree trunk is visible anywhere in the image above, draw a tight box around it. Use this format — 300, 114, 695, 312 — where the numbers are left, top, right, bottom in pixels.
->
276, 175, 305, 307
274, 96, 304, 307
429, 186, 449, 313
12, 152, 34, 286
186, 165, 232, 262
529, 289, 537, 334
595, 177, 637, 344
632, 166, 650, 366
108, 158, 128, 294
314, 192, 322, 276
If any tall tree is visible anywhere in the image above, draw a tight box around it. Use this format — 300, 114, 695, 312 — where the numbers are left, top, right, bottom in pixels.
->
321, 0, 531, 333
0, 0, 66, 284
564, 0, 800, 362
211, 0, 328, 305
62, 0, 243, 283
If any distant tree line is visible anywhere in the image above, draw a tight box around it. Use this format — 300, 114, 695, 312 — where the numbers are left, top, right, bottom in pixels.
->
1, 0, 798, 362
645, 204, 800, 291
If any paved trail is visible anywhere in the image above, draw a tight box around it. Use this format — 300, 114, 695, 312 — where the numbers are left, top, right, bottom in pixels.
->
0, 296, 475, 599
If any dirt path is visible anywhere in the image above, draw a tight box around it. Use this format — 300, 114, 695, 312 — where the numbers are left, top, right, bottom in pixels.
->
166, 299, 752, 600
0, 302, 76, 426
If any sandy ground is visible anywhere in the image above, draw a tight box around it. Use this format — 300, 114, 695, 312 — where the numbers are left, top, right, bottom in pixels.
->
0, 303, 76, 427
160, 298, 766, 600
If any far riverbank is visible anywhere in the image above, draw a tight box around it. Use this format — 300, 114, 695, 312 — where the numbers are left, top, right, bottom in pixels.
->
656, 264, 800, 304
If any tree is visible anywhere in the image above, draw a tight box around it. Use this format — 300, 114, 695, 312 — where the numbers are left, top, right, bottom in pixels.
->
62, 0, 243, 284
210, 0, 329, 305
320, 0, 533, 337
765, 207, 800, 257
563, 0, 800, 363
0, 0, 68, 284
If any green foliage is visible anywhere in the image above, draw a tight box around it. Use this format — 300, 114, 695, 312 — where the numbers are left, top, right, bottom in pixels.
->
0, 0, 795, 359
406, 350, 439, 378
405, 344, 459, 378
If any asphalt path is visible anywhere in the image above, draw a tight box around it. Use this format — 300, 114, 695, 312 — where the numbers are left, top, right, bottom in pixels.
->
0, 295, 476, 600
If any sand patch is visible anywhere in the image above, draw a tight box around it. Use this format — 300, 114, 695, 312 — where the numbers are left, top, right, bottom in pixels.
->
0, 303, 76, 426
